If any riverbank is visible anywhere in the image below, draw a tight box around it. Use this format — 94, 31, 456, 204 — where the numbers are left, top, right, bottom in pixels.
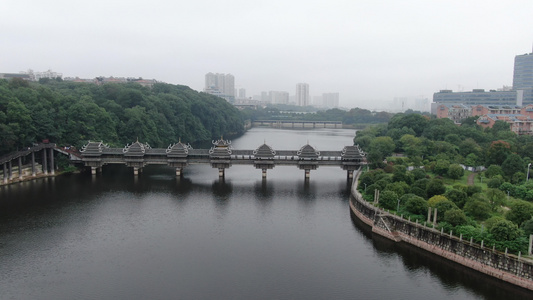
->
349, 170, 533, 291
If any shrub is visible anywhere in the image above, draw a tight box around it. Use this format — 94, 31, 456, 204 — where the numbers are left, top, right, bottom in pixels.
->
404, 195, 428, 215
490, 219, 521, 241
444, 209, 468, 227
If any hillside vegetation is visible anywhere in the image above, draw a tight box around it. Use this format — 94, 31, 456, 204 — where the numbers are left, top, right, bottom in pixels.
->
0, 78, 244, 154
355, 113, 533, 254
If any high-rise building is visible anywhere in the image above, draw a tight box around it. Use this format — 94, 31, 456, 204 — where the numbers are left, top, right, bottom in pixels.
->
204, 73, 235, 102
513, 52, 533, 90
296, 83, 309, 106
322, 93, 339, 108
269, 91, 289, 104
238, 88, 246, 99
513, 51, 533, 105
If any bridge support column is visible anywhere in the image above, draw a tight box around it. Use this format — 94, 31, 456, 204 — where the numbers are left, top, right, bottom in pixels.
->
218, 168, 225, 177
3, 163, 7, 184
133, 167, 140, 176
91, 167, 98, 175
347, 170, 353, 179
8, 161, 13, 181
262, 168, 267, 178
42, 148, 48, 175
49, 148, 55, 175
175, 167, 182, 177
305, 169, 310, 179
18, 157, 23, 180
31, 151, 36, 176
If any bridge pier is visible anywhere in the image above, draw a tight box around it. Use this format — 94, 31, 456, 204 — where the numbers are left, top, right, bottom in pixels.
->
31, 152, 36, 177
305, 169, 310, 179
262, 168, 267, 178
3, 163, 7, 184
91, 167, 102, 175
347, 170, 354, 179
218, 168, 225, 177
42, 148, 48, 175
133, 167, 142, 176
18, 157, 23, 180
8, 161, 12, 181
49, 148, 55, 175
175, 167, 182, 177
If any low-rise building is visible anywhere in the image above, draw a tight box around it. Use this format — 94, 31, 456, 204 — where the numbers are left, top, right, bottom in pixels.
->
476, 114, 533, 135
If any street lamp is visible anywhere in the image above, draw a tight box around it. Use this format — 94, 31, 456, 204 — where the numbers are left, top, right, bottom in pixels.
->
527, 163, 531, 182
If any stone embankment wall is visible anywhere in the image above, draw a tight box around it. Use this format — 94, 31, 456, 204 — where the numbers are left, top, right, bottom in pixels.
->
349, 171, 533, 291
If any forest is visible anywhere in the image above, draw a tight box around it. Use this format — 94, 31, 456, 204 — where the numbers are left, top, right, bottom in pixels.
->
0, 78, 244, 155
355, 113, 533, 254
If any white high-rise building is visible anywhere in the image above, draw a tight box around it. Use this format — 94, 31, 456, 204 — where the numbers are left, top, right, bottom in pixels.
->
269, 91, 289, 104
204, 73, 235, 102
322, 93, 339, 108
238, 88, 246, 99
296, 83, 309, 106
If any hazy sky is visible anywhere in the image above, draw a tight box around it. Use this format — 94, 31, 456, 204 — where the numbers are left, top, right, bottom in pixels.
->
2, 1, 532, 109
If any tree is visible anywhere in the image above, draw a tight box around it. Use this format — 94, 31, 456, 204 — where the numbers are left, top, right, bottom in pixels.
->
433, 159, 450, 176
447, 164, 464, 181
426, 178, 446, 198
485, 165, 503, 178
379, 190, 399, 210
405, 195, 428, 215
434, 200, 458, 222
428, 195, 448, 208
387, 113, 428, 136
485, 188, 506, 212
444, 209, 468, 227
399, 134, 424, 157
506, 202, 533, 226
501, 154, 525, 178
385, 181, 410, 197
445, 189, 468, 208
490, 219, 521, 241
520, 219, 533, 236
486, 140, 511, 166
369, 136, 395, 157
463, 194, 491, 220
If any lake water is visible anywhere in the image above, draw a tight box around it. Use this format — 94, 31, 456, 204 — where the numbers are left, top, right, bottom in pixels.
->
0, 128, 531, 299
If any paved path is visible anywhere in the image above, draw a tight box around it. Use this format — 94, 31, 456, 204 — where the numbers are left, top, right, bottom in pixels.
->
467, 173, 475, 185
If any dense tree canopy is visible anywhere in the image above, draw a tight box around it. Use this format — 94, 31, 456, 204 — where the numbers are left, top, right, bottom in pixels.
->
357, 112, 533, 254
0, 80, 245, 154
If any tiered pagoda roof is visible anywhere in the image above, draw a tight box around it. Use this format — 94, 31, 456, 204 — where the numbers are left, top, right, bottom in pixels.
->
123, 140, 151, 156
253, 143, 275, 159
166, 140, 191, 158
341, 145, 366, 160
297, 144, 319, 159
209, 137, 232, 157
80, 141, 109, 156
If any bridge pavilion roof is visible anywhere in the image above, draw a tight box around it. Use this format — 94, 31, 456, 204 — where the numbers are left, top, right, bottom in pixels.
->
297, 144, 319, 158
80, 141, 109, 156
253, 143, 276, 158
123, 140, 151, 156
341, 145, 366, 160
209, 137, 232, 157
166, 140, 191, 158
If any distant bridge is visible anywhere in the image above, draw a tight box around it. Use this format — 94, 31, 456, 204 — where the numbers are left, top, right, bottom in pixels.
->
252, 120, 342, 129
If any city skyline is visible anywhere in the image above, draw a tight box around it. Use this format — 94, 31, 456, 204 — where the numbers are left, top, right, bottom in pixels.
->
1, 1, 532, 109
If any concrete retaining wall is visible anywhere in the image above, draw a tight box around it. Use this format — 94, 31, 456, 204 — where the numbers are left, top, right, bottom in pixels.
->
349, 171, 533, 291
